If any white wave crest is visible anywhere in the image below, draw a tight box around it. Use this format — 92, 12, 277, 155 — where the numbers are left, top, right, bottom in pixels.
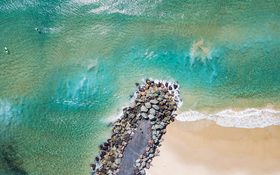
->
73, 0, 99, 5
89, 0, 162, 16
0, 0, 37, 12
176, 108, 280, 128
0, 99, 20, 126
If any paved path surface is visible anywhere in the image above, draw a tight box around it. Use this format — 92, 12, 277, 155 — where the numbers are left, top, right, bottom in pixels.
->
118, 120, 152, 175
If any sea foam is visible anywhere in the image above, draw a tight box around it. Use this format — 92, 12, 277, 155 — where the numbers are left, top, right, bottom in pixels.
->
89, 0, 162, 16
0, 99, 21, 126
177, 108, 280, 128
190, 39, 214, 64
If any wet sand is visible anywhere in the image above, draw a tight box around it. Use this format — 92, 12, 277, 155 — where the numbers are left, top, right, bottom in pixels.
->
147, 120, 280, 175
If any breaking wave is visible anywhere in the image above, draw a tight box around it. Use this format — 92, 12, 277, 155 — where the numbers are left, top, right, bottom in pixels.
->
89, 0, 162, 16
176, 108, 280, 128
0, 0, 37, 12
0, 99, 21, 126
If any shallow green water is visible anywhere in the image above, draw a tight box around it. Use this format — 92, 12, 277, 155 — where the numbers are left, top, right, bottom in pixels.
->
0, 0, 280, 174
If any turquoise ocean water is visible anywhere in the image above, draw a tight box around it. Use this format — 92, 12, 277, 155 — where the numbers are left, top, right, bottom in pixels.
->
1, 0, 280, 174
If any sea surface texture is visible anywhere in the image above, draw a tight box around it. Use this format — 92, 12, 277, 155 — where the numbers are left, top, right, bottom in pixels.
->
0, 0, 280, 174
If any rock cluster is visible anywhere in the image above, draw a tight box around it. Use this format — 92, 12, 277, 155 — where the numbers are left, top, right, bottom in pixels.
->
91, 79, 180, 175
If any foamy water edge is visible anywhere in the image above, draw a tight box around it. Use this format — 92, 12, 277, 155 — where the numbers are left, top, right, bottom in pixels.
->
177, 108, 280, 128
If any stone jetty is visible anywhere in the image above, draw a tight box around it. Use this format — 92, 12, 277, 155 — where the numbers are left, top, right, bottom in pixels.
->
91, 79, 180, 175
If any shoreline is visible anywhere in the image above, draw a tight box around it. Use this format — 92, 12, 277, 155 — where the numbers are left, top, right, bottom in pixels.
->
176, 108, 280, 128
147, 120, 280, 175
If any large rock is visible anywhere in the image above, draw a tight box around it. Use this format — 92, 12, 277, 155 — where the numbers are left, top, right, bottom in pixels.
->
149, 108, 156, 115
141, 106, 148, 112
152, 105, 159, 110
141, 113, 148, 119
145, 102, 152, 109
129, 102, 136, 108
148, 114, 155, 121
150, 99, 159, 104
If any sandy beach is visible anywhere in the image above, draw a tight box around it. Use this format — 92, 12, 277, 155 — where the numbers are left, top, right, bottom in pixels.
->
147, 120, 280, 175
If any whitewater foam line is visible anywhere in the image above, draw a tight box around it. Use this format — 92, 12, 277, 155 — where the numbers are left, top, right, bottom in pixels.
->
176, 108, 280, 128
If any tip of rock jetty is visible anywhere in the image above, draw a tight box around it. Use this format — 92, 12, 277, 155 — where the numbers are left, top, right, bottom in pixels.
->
91, 79, 180, 175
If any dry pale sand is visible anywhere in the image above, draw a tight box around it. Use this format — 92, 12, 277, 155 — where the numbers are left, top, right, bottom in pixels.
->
147, 120, 280, 175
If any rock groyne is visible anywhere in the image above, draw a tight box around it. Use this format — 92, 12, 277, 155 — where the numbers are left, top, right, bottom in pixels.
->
91, 79, 180, 175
